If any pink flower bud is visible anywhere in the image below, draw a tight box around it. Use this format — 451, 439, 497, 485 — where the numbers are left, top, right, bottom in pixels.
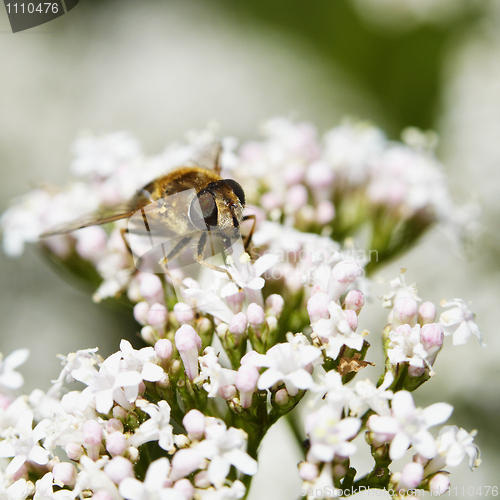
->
175, 325, 202, 381
104, 456, 134, 484
328, 261, 363, 302
343, 309, 358, 331
275, 388, 290, 406
218, 385, 237, 400
170, 449, 202, 481
298, 461, 319, 481
134, 300, 149, 325
147, 303, 168, 329
173, 303, 195, 324
393, 298, 418, 327
226, 290, 246, 313
182, 410, 206, 440
75, 226, 107, 260
429, 472, 450, 495
194, 470, 211, 488
65, 443, 83, 461
52, 462, 76, 487
141, 325, 157, 344
418, 301, 436, 325
113, 406, 128, 421
344, 290, 364, 314
307, 292, 330, 323
236, 364, 260, 409
174, 479, 195, 500
398, 462, 423, 490
266, 294, 284, 317
106, 419, 124, 434
83, 420, 103, 461
155, 339, 173, 360
285, 184, 308, 212
316, 200, 335, 225
106, 431, 127, 457
420, 323, 444, 365
127, 446, 139, 462
247, 303, 265, 326
139, 274, 164, 303
229, 312, 248, 337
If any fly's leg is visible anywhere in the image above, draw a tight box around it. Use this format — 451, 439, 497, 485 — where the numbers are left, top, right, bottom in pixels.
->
195, 232, 242, 291
158, 236, 193, 277
242, 214, 256, 252
120, 228, 132, 255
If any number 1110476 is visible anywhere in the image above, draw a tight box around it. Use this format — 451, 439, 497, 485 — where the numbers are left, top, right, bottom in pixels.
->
5, 3, 59, 14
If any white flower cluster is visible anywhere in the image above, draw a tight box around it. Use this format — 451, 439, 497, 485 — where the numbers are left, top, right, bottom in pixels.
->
0, 120, 484, 499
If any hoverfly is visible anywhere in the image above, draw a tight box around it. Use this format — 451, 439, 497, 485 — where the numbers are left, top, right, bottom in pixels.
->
41, 144, 255, 282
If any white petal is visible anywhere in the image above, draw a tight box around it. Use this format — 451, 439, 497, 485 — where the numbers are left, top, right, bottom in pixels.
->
389, 432, 411, 460
257, 368, 282, 390
422, 402, 453, 428
335, 417, 362, 440
6, 455, 27, 476
4, 348, 30, 370
207, 455, 231, 488
391, 391, 415, 420
368, 416, 398, 434
28, 445, 49, 465
95, 390, 114, 414
145, 458, 170, 488
119, 477, 145, 500
224, 449, 258, 476
286, 369, 313, 390
142, 363, 165, 382
413, 430, 437, 459
451, 322, 471, 345
246, 277, 265, 290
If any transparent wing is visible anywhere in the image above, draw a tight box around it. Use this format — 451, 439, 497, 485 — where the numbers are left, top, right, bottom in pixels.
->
40, 205, 136, 237
185, 142, 222, 174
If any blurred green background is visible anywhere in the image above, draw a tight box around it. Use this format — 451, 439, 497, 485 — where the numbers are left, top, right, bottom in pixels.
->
0, 0, 499, 498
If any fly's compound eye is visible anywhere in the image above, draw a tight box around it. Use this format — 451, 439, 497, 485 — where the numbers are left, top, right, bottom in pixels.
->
224, 179, 245, 206
189, 190, 218, 230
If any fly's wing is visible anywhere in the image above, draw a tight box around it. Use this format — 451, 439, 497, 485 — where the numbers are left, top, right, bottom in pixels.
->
40, 205, 137, 237
185, 142, 222, 174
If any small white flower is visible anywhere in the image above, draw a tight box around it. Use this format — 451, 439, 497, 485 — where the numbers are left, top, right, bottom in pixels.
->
119, 457, 183, 500
198, 347, 237, 398
350, 372, 394, 417
129, 400, 174, 452
72, 352, 143, 414
424, 425, 481, 476
382, 272, 421, 308
34, 472, 74, 500
0, 477, 34, 500
387, 324, 429, 369
367, 390, 453, 460
312, 301, 364, 360
119, 340, 166, 384
439, 299, 485, 346
194, 420, 257, 488
305, 405, 361, 463
247, 334, 321, 396
73, 456, 121, 500
0, 349, 29, 393
0, 410, 50, 476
